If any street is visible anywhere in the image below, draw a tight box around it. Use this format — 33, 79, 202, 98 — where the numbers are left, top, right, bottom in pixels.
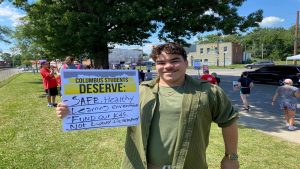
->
186, 68, 300, 144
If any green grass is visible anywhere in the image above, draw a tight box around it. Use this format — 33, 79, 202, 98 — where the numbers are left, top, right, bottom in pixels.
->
1, 73, 300, 168
275, 60, 297, 65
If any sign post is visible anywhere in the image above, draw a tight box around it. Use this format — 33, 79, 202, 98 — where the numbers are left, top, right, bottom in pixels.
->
193, 59, 201, 78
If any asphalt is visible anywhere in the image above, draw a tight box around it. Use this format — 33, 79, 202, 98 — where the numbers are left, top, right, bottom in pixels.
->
185, 68, 300, 144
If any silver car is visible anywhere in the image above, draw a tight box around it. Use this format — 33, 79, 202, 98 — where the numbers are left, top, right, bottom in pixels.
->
244, 60, 275, 69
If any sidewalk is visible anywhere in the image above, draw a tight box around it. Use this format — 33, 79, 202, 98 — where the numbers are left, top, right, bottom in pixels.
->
238, 108, 300, 144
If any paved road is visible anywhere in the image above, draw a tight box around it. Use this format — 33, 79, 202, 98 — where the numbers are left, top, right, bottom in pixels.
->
186, 68, 300, 144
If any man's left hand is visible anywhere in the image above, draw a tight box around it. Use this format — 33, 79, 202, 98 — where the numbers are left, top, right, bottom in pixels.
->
221, 157, 239, 169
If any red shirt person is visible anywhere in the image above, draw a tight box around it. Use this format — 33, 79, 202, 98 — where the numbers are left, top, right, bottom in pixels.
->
40, 61, 58, 107
200, 70, 217, 84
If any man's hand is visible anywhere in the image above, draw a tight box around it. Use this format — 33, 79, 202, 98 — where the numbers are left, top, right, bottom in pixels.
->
55, 103, 70, 119
221, 157, 239, 169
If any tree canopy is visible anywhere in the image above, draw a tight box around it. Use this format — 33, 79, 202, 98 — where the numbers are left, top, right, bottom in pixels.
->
0, 26, 12, 44
13, 0, 263, 68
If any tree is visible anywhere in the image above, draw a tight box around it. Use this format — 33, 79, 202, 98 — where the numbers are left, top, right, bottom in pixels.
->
0, 0, 12, 44
243, 27, 295, 60
14, 0, 263, 68
14, 25, 53, 62
0, 52, 12, 63
0, 26, 12, 44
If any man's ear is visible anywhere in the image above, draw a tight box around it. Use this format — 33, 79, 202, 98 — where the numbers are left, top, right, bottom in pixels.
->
184, 60, 188, 67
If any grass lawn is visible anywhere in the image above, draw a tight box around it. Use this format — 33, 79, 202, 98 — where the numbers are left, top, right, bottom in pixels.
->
1, 73, 300, 169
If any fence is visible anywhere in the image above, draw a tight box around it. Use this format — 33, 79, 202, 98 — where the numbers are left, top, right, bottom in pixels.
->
0, 68, 22, 82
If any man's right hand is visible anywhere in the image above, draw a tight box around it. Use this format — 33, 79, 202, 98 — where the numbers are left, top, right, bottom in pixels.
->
55, 103, 70, 119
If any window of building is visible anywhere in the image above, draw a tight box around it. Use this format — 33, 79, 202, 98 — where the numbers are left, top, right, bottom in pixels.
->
200, 48, 203, 54
224, 46, 228, 53
215, 47, 218, 54
207, 48, 210, 53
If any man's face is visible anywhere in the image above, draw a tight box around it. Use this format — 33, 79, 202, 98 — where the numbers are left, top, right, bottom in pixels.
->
155, 51, 188, 87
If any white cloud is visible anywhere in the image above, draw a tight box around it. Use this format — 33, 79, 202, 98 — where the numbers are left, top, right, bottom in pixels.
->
0, 5, 25, 27
259, 16, 285, 27
204, 9, 220, 17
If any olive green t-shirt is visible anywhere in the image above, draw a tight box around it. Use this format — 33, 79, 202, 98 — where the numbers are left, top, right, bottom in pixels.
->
147, 85, 184, 166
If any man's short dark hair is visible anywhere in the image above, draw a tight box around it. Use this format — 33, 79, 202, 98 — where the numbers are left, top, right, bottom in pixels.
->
150, 42, 187, 61
242, 72, 248, 77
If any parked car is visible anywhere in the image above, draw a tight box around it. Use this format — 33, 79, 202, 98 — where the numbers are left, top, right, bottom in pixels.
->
244, 60, 275, 69
244, 65, 300, 86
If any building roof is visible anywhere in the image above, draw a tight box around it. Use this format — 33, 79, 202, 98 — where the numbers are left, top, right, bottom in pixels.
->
184, 44, 196, 53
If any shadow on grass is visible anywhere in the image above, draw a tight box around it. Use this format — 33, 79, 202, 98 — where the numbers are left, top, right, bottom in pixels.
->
38, 94, 47, 98
26, 79, 43, 84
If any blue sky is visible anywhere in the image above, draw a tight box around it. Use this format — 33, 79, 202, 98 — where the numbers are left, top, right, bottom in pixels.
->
0, 0, 299, 55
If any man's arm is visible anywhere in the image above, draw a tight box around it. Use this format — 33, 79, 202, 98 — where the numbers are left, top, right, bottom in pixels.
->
272, 92, 279, 105
221, 121, 239, 169
294, 89, 300, 97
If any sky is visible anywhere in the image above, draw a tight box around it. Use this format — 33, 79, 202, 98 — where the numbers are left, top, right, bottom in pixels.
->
0, 0, 299, 55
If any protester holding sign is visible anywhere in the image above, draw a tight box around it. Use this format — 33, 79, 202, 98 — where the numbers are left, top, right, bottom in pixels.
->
56, 42, 239, 169
145, 70, 153, 80
211, 72, 221, 85
61, 56, 84, 70
201, 70, 217, 84
40, 61, 58, 107
238, 72, 253, 111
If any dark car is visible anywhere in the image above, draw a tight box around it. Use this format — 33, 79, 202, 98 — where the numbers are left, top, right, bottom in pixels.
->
244, 60, 275, 69
244, 65, 300, 86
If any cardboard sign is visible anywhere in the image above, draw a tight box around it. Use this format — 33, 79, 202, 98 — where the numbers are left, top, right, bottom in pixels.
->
61, 69, 140, 132
193, 59, 201, 70
233, 81, 239, 91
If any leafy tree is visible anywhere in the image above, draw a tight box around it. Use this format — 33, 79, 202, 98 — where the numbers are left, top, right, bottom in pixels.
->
0, 26, 12, 44
197, 34, 222, 44
0, 52, 12, 63
0, 1, 12, 43
13, 0, 263, 68
197, 34, 243, 44
11, 53, 22, 66
14, 25, 53, 62
22, 59, 31, 67
243, 27, 296, 60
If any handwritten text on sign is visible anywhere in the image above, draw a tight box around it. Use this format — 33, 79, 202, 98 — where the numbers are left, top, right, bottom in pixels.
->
61, 69, 140, 132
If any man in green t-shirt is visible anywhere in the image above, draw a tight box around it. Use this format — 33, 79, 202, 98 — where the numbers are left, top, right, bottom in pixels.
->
56, 42, 239, 169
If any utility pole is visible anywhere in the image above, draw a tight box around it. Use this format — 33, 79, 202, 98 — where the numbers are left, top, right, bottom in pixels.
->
216, 33, 222, 67
294, 11, 299, 65
223, 52, 226, 67
261, 43, 264, 60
